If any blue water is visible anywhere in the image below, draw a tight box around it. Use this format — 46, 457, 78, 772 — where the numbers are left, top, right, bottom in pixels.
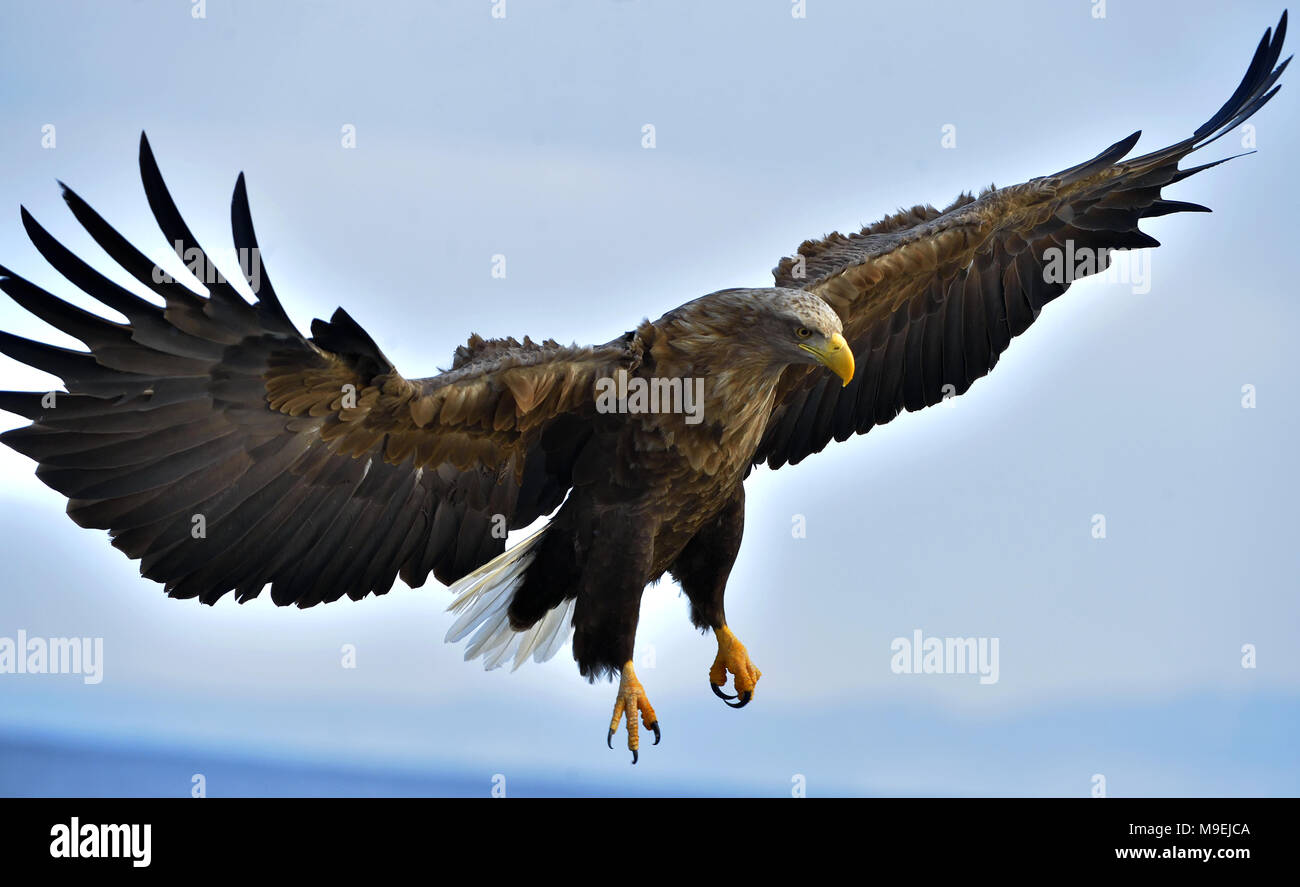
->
0, 733, 763, 798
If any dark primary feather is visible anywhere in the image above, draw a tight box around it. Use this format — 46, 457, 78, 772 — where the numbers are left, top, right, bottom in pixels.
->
0, 134, 628, 607
758, 11, 1289, 470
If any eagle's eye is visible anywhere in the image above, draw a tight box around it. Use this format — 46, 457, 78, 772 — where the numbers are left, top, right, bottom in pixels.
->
796, 326, 812, 339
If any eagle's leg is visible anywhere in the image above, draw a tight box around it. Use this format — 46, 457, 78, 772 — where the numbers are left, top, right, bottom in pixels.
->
607, 661, 660, 764
568, 507, 660, 762
709, 625, 763, 709
668, 488, 762, 708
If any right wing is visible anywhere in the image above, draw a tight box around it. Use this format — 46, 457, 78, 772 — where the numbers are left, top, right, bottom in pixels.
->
0, 134, 633, 607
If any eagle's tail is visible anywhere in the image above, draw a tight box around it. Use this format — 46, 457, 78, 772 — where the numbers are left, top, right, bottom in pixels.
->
443, 526, 575, 671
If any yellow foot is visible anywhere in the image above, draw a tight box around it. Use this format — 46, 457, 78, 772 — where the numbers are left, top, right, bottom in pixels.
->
607, 662, 660, 764
709, 625, 762, 709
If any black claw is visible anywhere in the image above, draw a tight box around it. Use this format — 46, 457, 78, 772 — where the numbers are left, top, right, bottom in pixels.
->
725, 690, 753, 709
711, 682, 737, 701
607, 728, 614, 750
631, 748, 638, 765
649, 720, 661, 745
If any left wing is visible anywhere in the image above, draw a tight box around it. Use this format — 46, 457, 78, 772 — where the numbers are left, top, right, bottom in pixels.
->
754, 11, 1288, 469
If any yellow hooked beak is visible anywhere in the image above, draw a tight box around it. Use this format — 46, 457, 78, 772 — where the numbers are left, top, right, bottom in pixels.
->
799, 332, 855, 387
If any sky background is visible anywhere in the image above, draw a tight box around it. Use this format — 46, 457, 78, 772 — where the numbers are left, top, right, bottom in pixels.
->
0, 0, 1296, 796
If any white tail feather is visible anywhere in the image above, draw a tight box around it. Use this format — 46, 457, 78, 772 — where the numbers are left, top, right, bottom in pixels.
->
443, 526, 573, 671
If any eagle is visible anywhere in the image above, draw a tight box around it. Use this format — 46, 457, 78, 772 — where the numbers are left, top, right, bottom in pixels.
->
0, 13, 1288, 763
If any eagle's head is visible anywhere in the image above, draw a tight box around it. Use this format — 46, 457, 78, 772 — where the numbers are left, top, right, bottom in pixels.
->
752, 287, 854, 387
667, 287, 854, 388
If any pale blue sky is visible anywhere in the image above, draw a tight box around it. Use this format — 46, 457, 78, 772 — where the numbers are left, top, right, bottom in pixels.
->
0, 0, 1296, 796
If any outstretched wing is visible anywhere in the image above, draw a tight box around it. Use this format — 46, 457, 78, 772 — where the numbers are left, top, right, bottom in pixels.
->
755, 12, 1289, 469
0, 134, 630, 607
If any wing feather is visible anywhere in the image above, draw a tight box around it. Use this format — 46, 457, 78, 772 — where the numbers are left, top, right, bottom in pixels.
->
0, 135, 630, 607
757, 12, 1289, 469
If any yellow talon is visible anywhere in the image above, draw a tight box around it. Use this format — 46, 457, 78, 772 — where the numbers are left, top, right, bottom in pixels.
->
709, 625, 762, 708
607, 661, 660, 763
